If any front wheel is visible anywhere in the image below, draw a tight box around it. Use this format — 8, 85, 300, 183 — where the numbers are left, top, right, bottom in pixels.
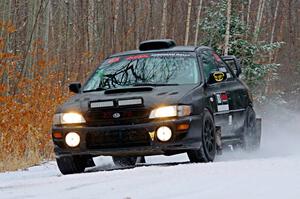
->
188, 111, 216, 163
112, 156, 138, 167
56, 156, 90, 175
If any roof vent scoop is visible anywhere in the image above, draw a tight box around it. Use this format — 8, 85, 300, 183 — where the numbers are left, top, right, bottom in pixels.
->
139, 39, 176, 51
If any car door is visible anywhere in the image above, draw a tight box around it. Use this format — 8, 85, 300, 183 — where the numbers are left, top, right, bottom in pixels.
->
200, 50, 248, 137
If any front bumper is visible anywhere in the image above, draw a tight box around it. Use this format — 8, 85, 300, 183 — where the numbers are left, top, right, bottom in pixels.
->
52, 115, 203, 157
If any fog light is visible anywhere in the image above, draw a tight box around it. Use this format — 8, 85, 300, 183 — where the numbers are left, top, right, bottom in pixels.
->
156, 126, 172, 142
65, 132, 80, 147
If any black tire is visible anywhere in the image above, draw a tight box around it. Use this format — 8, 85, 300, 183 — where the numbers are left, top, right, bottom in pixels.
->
112, 156, 138, 167
241, 107, 261, 151
56, 156, 87, 175
188, 110, 216, 163
136, 156, 146, 164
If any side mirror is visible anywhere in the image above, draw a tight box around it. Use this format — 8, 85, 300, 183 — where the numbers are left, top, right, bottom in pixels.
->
222, 55, 242, 77
69, 82, 81, 93
207, 71, 227, 84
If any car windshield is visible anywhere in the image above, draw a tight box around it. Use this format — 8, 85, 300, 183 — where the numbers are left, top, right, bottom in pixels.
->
83, 52, 200, 92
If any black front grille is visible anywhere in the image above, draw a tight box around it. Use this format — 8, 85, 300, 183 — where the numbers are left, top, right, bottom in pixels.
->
86, 130, 150, 149
85, 108, 150, 126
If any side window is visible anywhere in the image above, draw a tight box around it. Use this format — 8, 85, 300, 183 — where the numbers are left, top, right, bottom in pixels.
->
201, 50, 234, 81
201, 50, 219, 80
211, 52, 234, 80
223, 59, 236, 74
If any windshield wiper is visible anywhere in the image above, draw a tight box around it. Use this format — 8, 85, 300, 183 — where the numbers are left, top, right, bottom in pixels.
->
133, 83, 179, 87
83, 87, 106, 93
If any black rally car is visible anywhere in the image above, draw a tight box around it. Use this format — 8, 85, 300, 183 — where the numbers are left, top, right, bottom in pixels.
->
52, 39, 261, 174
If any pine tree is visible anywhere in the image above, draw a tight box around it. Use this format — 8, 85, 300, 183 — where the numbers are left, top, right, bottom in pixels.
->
199, 0, 283, 102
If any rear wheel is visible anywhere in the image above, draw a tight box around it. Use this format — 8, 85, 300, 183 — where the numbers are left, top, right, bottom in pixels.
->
188, 111, 216, 163
112, 156, 138, 167
241, 107, 261, 151
56, 156, 91, 175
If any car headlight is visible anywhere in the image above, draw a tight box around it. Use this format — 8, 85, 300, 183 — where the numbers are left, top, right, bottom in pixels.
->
53, 112, 86, 125
149, 105, 192, 119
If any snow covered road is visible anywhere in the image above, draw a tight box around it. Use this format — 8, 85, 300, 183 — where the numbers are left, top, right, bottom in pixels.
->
1, 145, 300, 199
1, 107, 300, 199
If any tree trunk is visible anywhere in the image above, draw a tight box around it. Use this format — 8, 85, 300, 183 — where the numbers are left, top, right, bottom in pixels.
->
254, 0, 263, 34
14, 0, 44, 95
241, 3, 245, 25
258, 0, 266, 32
160, 0, 168, 38
246, 0, 252, 28
254, 0, 266, 42
4, 0, 12, 50
265, 0, 280, 95
44, 0, 50, 61
194, 0, 203, 46
133, 0, 139, 48
113, 0, 120, 52
269, 0, 280, 63
184, 0, 192, 45
224, 0, 232, 56
63, 0, 70, 85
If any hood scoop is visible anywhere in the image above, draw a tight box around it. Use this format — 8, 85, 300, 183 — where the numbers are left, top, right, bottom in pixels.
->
104, 86, 153, 94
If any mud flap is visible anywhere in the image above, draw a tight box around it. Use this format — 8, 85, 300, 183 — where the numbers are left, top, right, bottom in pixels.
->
256, 118, 262, 143
216, 126, 222, 155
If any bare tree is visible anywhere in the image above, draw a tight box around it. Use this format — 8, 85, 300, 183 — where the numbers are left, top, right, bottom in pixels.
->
160, 0, 168, 38
254, 0, 266, 42
184, 0, 192, 45
269, 0, 280, 63
0, 0, 298, 102
194, 0, 203, 46
224, 0, 232, 56
246, 0, 252, 28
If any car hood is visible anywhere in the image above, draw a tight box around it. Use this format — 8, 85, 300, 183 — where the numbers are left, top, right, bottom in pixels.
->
56, 85, 198, 113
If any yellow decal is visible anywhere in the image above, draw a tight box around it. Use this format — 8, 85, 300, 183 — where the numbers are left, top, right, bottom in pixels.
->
148, 131, 155, 141
213, 72, 225, 82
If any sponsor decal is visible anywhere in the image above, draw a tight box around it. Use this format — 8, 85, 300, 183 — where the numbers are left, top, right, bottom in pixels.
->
126, 54, 150, 60
217, 104, 229, 112
118, 98, 143, 106
112, 112, 121, 119
227, 72, 232, 78
216, 92, 229, 112
150, 53, 191, 57
108, 57, 120, 64
148, 131, 155, 141
213, 71, 225, 82
90, 101, 114, 108
219, 67, 227, 72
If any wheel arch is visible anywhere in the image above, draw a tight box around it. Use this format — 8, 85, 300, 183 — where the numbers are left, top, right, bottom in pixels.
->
204, 106, 215, 121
